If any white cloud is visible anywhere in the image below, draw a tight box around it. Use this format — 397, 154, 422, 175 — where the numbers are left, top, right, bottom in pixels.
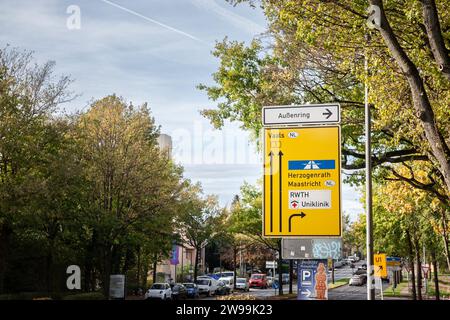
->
190, 0, 266, 35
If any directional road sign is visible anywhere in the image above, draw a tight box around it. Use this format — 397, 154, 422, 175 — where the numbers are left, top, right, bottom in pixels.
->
263, 126, 341, 237
374, 254, 387, 278
282, 238, 342, 259
263, 104, 340, 126
297, 260, 328, 300
386, 256, 401, 268
266, 261, 277, 269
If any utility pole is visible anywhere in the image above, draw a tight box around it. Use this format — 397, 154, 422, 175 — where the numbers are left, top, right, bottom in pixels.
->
364, 33, 375, 300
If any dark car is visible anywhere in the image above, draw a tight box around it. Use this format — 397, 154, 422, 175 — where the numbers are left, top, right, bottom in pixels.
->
183, 283, 199, 298
171, 284, 188, 300
215, 281, 231, 295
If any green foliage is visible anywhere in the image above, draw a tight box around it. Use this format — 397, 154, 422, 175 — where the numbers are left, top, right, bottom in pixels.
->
200, 0, 450, 200
62, 292, 105, 300
0, 47, 212, 296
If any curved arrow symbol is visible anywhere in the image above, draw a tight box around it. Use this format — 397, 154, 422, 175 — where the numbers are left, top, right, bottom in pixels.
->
289, 212, 307, 232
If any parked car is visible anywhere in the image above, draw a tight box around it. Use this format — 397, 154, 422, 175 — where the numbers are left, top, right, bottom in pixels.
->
215, 281, 231, 295
171, 284, 187, 300
235, 278, 249, 291
349, 274, 367, 286
183, 283, 199, 298
249, 274, 268, 289
334, 259, 345, 268
218, 277, 234, 292
195, 277, 218, 296
145, 283, 172, 300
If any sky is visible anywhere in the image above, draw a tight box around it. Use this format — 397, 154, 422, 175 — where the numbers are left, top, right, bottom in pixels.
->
0, 0, 364, 220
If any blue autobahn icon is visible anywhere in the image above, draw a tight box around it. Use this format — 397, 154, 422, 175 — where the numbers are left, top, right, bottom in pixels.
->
288, 160, 335, 170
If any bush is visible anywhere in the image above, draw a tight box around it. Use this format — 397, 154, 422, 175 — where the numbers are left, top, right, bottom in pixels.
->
0, 292, 51, 300
217, 294, 257, 300
62, 292, 105, 300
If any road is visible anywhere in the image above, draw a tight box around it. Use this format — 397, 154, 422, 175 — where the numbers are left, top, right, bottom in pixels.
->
328, 281, 390, 300
202, 261, 370, 300
141, 261, 390, 301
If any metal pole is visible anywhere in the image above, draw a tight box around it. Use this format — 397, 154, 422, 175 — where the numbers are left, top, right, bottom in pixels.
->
423, 245, 428, 296
239, 242, 242, 276
181, 247, 184, 282
364, 37, 375, 300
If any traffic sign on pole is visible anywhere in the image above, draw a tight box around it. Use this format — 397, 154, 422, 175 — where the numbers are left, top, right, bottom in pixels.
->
266, 261, 277, 269
263, 126, 341, 237
263, 104, 340, 126
374, 254, 387, 278
297, 260, 328, 300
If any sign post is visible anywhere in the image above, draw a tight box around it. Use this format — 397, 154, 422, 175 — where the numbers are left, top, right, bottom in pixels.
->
263, 104, 340, 126
374, 254, 387, 278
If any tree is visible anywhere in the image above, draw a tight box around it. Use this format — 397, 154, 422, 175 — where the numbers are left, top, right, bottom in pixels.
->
73, 95, 185, 295
200, 0, 450, 202
177, 183, 221, 282
0, 46, 74, 293
375, 165, 449, 300
222, 183, 288, 294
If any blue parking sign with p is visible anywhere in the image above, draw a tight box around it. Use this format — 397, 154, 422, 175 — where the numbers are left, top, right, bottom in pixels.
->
297, 259, 328, 300
301, 269, 313, 286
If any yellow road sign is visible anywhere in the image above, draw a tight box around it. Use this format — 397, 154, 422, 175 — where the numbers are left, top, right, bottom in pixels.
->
374, 254, 387, 278
263, 126, 341, 237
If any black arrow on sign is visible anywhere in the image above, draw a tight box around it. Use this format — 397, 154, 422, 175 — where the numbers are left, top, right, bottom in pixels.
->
269, 151, 274, 233
278, 150, 283, 233
323, 108, 333, 119
288, 212, 306, 232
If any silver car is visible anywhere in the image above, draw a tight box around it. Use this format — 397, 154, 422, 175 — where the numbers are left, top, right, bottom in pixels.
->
235, 278, 249, 291
349, 274, 366, 286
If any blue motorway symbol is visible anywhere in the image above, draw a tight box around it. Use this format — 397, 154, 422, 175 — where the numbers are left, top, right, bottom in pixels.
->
288, 160, 335, 170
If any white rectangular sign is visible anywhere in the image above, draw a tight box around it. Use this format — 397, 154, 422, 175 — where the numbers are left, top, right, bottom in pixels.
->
288, 190, 331, 209
263, 104, 340, 126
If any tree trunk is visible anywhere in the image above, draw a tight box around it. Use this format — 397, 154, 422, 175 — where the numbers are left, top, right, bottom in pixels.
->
233, 246, 237, 290
194, 246, 200, 282
289, 259, 293, 294
103, 247, 113, 298
440, 210, 450, 271
142, 262, 149, 289
431, 249, 440, 300
415, 239, 423, 300
370, 0, 450, 192
136, 247, 141, 288
406, 230, 417, 300
46, 251, 53, 294
277, 240, 283, 295
0, 223, 12, 294
420, 0, 450, 81
152, 254, 157, 284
